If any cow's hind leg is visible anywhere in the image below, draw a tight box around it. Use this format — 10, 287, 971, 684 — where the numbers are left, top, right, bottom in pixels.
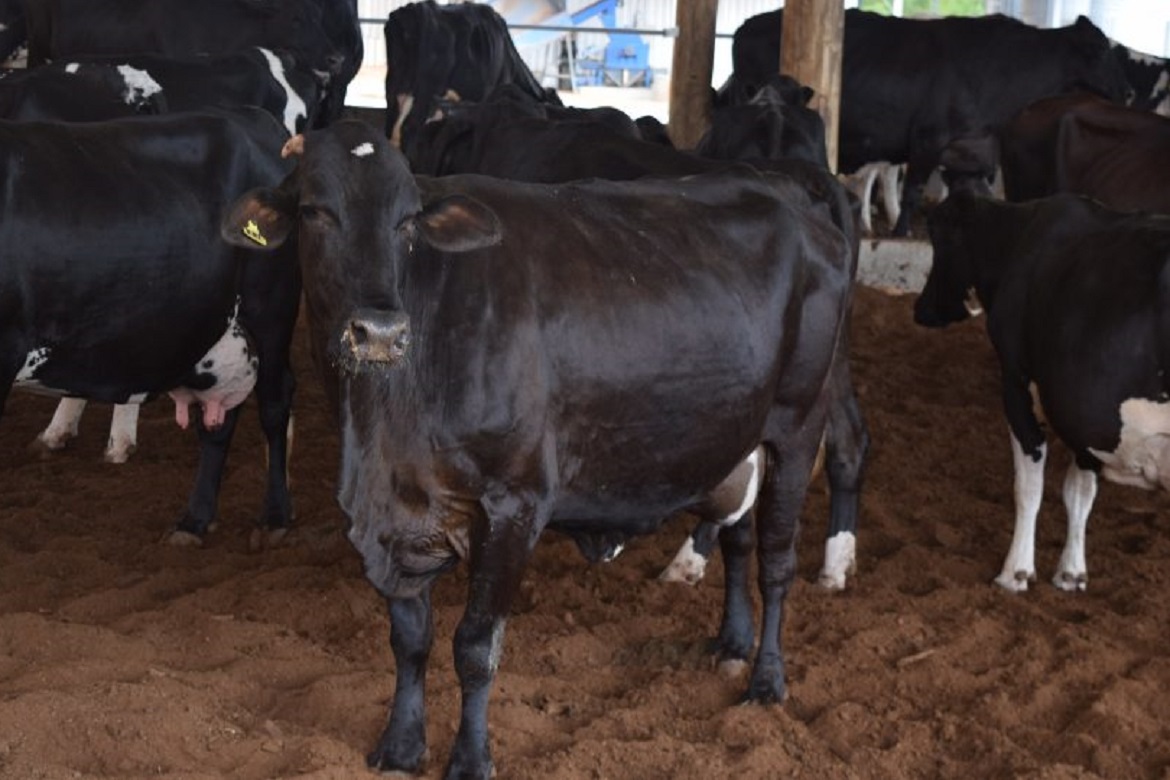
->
368, 591, 435, 774
1053, 460, 1096, 592
33, 397, 86, 455
103, 403, 140, 463
714, 513, 755, 671
744, 423, 823, 704
660, 447, 763, 584
818, 342, 869, 590
996, 434, 1047, 591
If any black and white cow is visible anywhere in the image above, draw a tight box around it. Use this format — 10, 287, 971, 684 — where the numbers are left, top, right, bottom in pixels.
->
915, 191, 1170, 592
0, 47, 320, 133
383, 0, 559, 159
727, 9, 1132, 235
23, 0, 360, 125
1111, 42, 1170, 116
224, 120, 854, 778
0, 108, 301, 543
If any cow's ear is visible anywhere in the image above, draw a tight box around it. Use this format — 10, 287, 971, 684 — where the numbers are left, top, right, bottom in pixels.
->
221, 188, 296, 251
410, 194, 502, 253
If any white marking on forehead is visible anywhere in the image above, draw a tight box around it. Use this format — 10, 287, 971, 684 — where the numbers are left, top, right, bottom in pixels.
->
117, 65, 162, 106
15, 347, 50, 383
351, 142, 374, 158
1088, 397, 1170, 490
256, 47, 307, 136
64, 62, 80, 74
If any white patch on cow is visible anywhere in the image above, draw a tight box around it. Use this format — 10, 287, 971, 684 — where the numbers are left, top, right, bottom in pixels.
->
256, 47, 307, 136
488, 619, 507, 674
351, 142, 374, 158
659, 537, 707, 585
601, 543, 624, 562
64, 62, 80, 74
117, 65, 162, 107
1087, 397, 1170, 490
1153, 70, 1170, 117
1125, 45, 1164, 67
995, 434, 1046, 592
818, 531, 856, 590
167, 304, 257, 430
721, 448, 761, 526
15, 347, 50, 383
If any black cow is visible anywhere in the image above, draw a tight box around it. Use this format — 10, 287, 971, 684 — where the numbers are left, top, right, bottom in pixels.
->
696, 75, 828, 168
0, 108, 301, 545
23, 0, 360, 125
728, 9, 1131, 235
224, 120, 854, 778
1000, 91, 1170, 212
1111, 42, 1170, 115
0, 0, 25, 63
915, 191, 1170, 592
0, 48, 320, 133
409, 109, 870, 591
383, 0, 559, 159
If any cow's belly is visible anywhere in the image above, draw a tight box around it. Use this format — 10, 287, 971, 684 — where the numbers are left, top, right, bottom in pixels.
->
1087, 398, 1170, 490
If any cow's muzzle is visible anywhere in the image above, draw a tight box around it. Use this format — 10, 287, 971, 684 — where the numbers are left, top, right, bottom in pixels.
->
341, 308, 412, 367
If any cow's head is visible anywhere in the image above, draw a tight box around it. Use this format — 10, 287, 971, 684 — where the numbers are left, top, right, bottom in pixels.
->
222, 120, 501, 377
914, 191, 985, 328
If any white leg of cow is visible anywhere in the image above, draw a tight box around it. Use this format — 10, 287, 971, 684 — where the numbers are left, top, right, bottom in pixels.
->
879, 163, 902, 231
103, 403, 140, 464
35, 397, 87, 453
1053, 462, 1096, 592
995, 435, 1047, 592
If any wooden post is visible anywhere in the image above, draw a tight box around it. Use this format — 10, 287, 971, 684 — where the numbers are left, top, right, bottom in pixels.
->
667, 0, 718, 149
780, 0, 844, 172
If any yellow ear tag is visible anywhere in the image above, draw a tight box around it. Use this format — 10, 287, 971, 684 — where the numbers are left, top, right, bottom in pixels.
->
243, 219, 268, 246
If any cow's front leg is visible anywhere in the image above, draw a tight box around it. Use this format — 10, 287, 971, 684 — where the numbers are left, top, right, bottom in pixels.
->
34, 397, 86, 455
167, 406, 242, 544
368, 591, 435, 774
445, 488, 544, 780
1053, 461, 1096, 592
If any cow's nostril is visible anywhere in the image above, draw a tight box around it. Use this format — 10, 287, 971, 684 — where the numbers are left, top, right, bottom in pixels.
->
349, 321, 370, 345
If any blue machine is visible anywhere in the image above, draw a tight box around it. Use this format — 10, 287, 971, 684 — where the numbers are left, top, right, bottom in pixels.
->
570, 0, 652, 87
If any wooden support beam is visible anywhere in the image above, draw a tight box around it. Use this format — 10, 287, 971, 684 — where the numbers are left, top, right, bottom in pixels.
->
667, 0, 718, 149
780, 0, 844, 172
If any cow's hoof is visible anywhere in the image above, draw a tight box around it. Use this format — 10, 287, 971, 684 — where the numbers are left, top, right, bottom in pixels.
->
993, 570, 1033, 593
741, 674, 788, 706
103, 443, 137, 464
659, 559, 705, 585
717, 658, 749, 680
163, 529, 204, 548
366, 745, 428, 776
249, 527, 291, 552
28, 436, 63, 459
816, 569, 847, 590
1052, 571, 1087, 592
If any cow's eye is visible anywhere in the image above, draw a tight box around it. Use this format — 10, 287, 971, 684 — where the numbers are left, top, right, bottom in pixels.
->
300, 204, 337, 226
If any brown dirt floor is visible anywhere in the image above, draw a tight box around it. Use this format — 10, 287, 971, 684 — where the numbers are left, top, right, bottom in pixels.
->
2, 285, 1169, 780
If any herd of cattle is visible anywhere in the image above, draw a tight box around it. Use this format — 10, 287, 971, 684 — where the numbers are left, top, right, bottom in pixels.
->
2, 1, 1170, 778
